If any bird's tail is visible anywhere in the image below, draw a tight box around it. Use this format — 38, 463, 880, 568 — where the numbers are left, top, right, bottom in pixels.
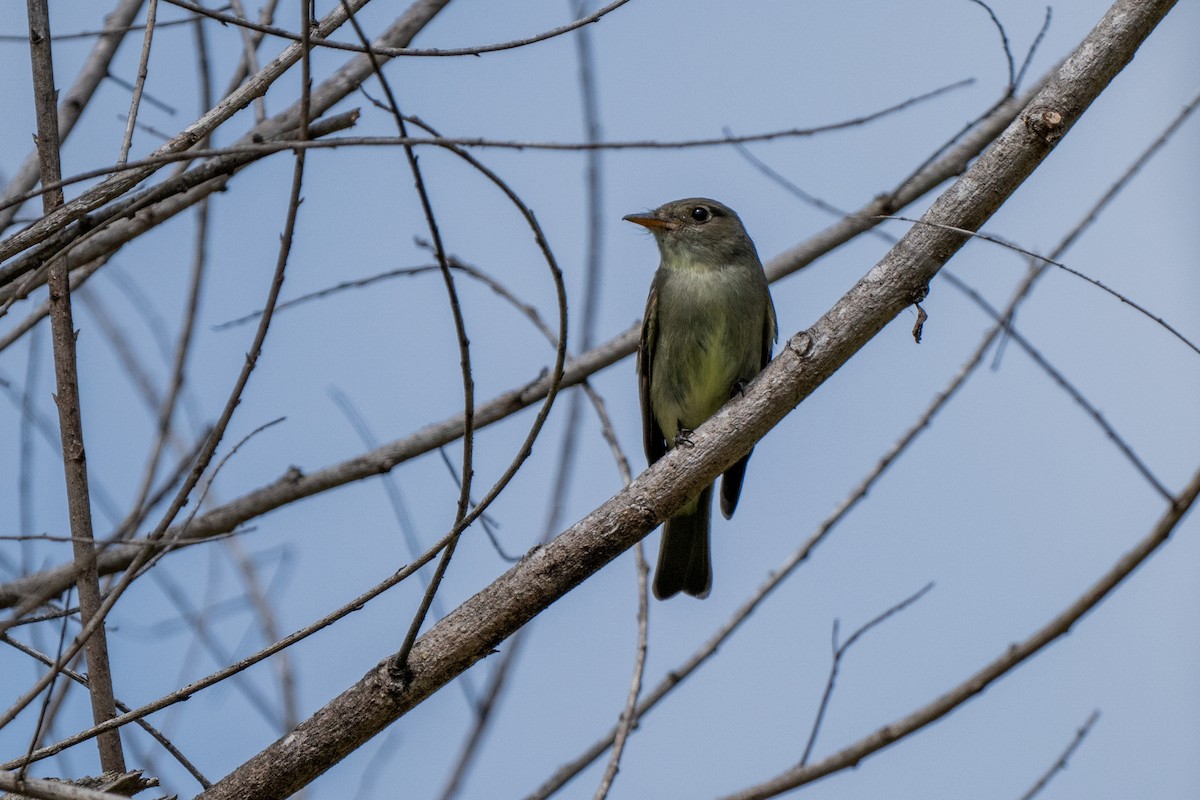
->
653, 485, 713, 599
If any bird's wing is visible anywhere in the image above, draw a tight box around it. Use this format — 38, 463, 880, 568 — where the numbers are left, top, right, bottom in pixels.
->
720, 291, 778, 519
762, 291, 778, 367
639, 277, 668, 464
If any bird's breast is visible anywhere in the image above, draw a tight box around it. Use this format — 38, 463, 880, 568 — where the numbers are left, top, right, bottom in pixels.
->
650, 265, 763, 440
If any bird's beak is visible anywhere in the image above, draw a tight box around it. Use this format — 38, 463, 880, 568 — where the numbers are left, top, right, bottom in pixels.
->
623, 212, 676, 231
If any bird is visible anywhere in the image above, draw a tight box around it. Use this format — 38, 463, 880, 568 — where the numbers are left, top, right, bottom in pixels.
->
625, 198, 777, 599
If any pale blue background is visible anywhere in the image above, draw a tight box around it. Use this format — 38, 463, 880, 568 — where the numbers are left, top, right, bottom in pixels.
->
1, 1, 1197, 798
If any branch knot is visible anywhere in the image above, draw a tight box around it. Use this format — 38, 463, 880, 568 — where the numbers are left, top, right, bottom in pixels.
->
1023, 105, 1066, 144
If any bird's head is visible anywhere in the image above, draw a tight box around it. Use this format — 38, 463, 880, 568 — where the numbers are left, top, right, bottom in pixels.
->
624, 198, 756, 266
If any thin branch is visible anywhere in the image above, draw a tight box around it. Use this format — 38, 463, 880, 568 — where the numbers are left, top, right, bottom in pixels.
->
968, 0, 1016, 92
19, 588, 73, 780
881, 214, 1200, 357
435, 641, 523, 800
944, 269, 1174, 502
145, 569, 284, 729
879, 211, 1177, 501
801, 584, 935, 765
1018, 710, 1101, 800
592, 544, 649, 800
25, 0, 125, 772
215, 256, 557, 344
76, 286, 165, 411
117, 0, 158, 164
124, 13, 217, 533
163, 0, 632, 58
106, 71, 176, 116
224, 0, 268, 122
16, 326, 43, 573
1055, 88, 1200, 256
0, 13, 196, 42
1015, 7, 1054, 89
0, 76, 972, 223
4, 520, 459, 770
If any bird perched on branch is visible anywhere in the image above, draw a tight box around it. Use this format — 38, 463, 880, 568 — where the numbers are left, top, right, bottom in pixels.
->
626, 198, 777, 599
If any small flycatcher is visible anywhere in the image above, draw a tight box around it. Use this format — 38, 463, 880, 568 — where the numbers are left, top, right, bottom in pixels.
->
626, 198, 777, 599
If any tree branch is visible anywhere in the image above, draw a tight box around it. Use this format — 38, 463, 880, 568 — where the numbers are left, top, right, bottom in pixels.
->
25, 0, 125, 773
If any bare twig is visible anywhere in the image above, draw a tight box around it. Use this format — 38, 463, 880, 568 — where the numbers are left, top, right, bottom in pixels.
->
25, 0, 125, 772
0, 13, 194, 43
968, 0, 1016, 92
435, 642, 522, 800
0, 76, 970, 226
0, 112, 358, 313
1018, 710, 1101, 800
437, 3, 612, 789
107, 72, 176, 116
123, 16, 217, 530
946, 270, 1172, 501
117, 0, 158, 164
881, 214, 1200, 357
164, 0, 632, 58
1015, 7, 1054, 88
19, 589, 73, 780
801, 584, 935, 765
76, 286, 165, 410
147, 570, 284, 729
225, 0, 268, 122
215, 256, 558, 343
4, 522, 463, 770
593, 544, 649, 800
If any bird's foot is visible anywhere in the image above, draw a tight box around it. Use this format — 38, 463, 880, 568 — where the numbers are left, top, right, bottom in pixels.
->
674, 428, 696, 448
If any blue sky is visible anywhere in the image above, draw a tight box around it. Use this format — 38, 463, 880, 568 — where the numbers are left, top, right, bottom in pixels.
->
1, 1, 1197, 798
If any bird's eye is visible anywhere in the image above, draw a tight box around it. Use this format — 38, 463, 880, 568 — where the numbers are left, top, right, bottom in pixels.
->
690, 207, 711, 222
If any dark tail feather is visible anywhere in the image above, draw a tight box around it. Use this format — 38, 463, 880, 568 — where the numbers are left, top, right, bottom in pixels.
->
720, 448, 753, 519
653, 485, 713, 599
